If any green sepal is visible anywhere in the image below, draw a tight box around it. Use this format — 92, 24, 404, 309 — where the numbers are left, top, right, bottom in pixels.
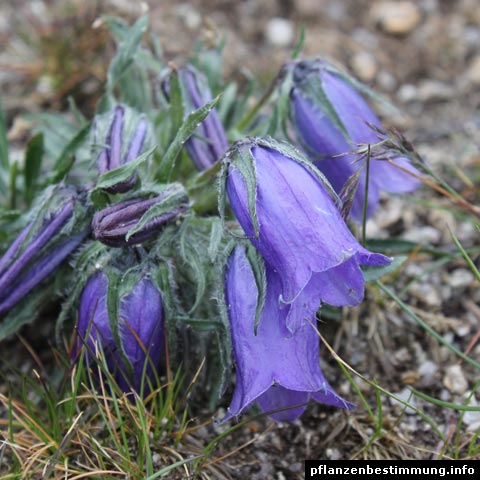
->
362, 256, 406, 282
244, 242, 267, 335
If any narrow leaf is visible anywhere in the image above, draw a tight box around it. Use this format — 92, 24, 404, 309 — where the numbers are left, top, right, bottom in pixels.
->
50, 123, 91, 183
106, 16, 148, 92
24, 133, 44, 206
158, 95, 221, 181
93, 145, 156, 192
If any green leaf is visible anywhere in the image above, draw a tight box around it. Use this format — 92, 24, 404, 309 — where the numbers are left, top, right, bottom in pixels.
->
50, 123, 91, 183
125, 183, 188, 241
291, 24, 305, 60
106, 15, 148, 92
23, 133, 44, 206
362, 255, 407, 282
158, 95, 221, 181
100, 15, 130, 42
168, 69, 184, 134
0, 97, 9, 171
93, 145, 156, 192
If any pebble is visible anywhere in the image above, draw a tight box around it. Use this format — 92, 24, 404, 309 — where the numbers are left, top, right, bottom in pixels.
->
265, 18, 295, 47
409, 283, 441, 307
466, 55, 480, 87
416, 80, 455, 102
443, 365, 468, 395
462, 395, 480, 432
351, 51, 378, 83
449, 269, 474, 289
418, 360, 438, 380
175, 4, 202, 30
371, 1, 422, 35
377, 70, 397, 91
390, 387, 417, 414
402, 225, 441, 244
397, 83, 418, 103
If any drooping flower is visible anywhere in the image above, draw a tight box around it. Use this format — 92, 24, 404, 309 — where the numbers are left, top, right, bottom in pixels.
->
0, 197, 87, 316
223, 137, 391, 332
223, 246, 354, 422
94, 105, 148, 193
92, 183, 189, 247
289, 59, 420, 222
75, 270, 164, 394
163, 65, 229, 170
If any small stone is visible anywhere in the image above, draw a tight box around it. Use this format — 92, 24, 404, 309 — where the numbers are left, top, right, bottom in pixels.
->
390, 387, 417, 414
409, 283, 441, 308
466, 55, 480, 86
463, 396, 480, 432
418, 360, 438, 380
175, 4, 201, 30
265, 18, 295, 47
326, 448, 341, 460
449, 269, 474, 289
351, 51, 378, 82
416, 80, 455, 102
371, 1, 422, 36
377, 70, 397, 91
443, 365, 468, 395
397, 83, 418, 103
402, 226, 441, 244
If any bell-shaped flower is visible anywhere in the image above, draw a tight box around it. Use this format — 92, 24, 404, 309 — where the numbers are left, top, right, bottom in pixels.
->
223, 137, 391, 332
0, 194, 87, 316
74, 270, 164, 394
223, 246, 354, 422
94, 105, 148, 193
289, 59, 420, 222
163, 65, 229, 170
92, 183, 189, 247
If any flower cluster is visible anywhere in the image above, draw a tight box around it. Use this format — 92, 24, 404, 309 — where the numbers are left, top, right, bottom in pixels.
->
0, 18, 420, 417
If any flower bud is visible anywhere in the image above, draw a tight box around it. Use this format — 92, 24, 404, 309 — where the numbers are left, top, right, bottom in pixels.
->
95, 105, 148, 193
0, 194, 87, 316
92, 184, 189, 247
74, 270, 164, 395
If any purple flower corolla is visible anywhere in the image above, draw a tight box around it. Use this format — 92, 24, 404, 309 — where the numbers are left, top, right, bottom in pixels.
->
225, 138, 391, 332
164, 66, 229, 170
92, 184, 189, 247
0, 201, 86, 316
290, 60, 420, 222
96, 105, 148, 193
223, 246, 354, 422
75, 271, 164, 394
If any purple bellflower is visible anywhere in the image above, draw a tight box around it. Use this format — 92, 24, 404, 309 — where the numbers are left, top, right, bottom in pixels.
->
289, 60, 420, 222
223, 246, 354, 422
75, 270, 164, 394
92, 184, 189, 247
224, 138, 391, 332
95, 105, 148, 193
163, 66, 229, 171
0, 199, 86, 316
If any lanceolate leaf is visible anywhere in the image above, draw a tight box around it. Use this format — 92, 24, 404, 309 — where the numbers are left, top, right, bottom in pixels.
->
106, 15, 148, 93
158, 95, 221, 182
93, 146, 156, 192
24, 133, 44, 206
